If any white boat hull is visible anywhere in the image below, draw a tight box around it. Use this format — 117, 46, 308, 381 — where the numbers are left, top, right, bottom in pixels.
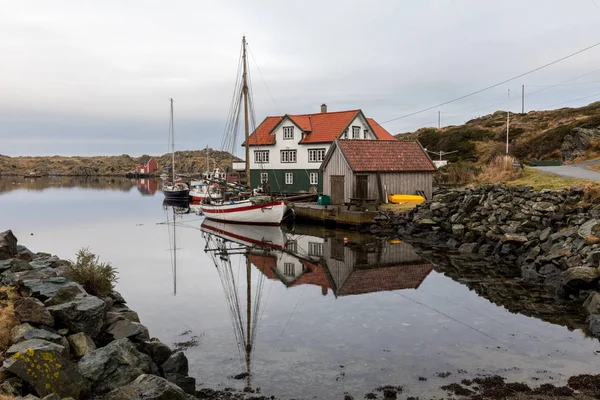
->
200, 199, 287, 226
200, 219, 287, 249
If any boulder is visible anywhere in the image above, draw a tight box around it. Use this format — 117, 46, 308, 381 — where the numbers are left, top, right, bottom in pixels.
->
0, 230, 18, 260
10, 259, 33, 273
458, 243, 479, 254
451, 224, 465, 238
561, 127, 600, 161
44, 285, 87, 307
105, 320, 150, 342
47, 294, 105, 338
578, 219, 600, 239
77, 338, 152, 394
104, 374, 188, 400
16, 245, 35, 261
20, 277, 85, 301
560, 267, 600, 291
10, 325, 69, 355
41, 394, 61, 400
137, 339, 173, 367
539, 227, 552, 242
583, 292, 600, 315
29, 255, 65, 270
14, 298, 54, 326
531, 202, 557, 213
161, 351, 188, 376
3, 339, 87, 399
538, 264, 561, 276
1, 377, 23, 397
165, 373, 196, 395
500, 234, 528, 245
587, 314, 600, 338
67, 333, 96, 358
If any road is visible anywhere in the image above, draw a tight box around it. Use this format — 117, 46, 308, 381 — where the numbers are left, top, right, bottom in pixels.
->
533, 159, 600, 182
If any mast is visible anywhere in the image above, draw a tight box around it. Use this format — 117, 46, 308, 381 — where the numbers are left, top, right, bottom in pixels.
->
170, 98, 176, 182
245, 254, 252, 390
173, 207, 177, 296
206, 145, 209, 177
242, 36, 251, 190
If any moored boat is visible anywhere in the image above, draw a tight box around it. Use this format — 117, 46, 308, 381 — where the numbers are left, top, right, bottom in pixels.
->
162, 98, 190, 200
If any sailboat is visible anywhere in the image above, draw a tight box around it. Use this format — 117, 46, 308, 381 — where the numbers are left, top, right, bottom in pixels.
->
162, 98, 190, 200
198, 37, 287, 226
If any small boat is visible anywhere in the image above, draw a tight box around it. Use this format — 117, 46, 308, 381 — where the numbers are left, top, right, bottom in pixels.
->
162, 98, 190, 200
189, 180, 223, 203
388, 194, 425, 204
198, 37, 288, 226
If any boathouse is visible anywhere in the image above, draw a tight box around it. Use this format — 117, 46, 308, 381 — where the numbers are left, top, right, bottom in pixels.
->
320, 139, 436, 204
135, 157, 159, 175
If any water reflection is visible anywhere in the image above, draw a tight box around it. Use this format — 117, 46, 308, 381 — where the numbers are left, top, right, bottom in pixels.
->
0, 176, 160, 195
161, 200, 191, 295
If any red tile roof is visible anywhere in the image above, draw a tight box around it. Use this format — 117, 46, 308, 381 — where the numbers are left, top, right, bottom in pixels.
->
337, 264, 433, 296
246, 109, 395, 145
249, 254, 279, 280
289, 261, 331, 290
336, 139, 437, 172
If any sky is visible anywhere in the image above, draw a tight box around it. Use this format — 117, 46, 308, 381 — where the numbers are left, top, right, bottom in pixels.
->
1, 0, 600, 157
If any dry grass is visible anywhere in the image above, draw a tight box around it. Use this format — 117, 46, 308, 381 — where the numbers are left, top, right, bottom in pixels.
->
0, 286, 20, 353
478, 155, 523, 183
67, 248, 118, 297
503, 168, 600, 201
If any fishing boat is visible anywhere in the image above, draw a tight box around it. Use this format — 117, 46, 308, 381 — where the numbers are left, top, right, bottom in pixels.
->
199, 37, 287, 225
162, 98, 190, 200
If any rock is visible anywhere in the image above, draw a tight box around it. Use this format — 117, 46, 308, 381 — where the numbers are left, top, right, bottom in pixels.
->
105, 320, 150, 342
1, 376, 23, 396
584, 234, 600, 245
587, 314, 600, 338
562, 127, 600, 161
478, 244, 494, 256
67, 333, 96, 358
14, 298, 54, 326
531, 202, 557, 213
47, 294, 105, 338
539, 227, 552, 242
451, 224, 465, 238
17, 245, 35, 261
10, 259, 33, 273
11, 323, 35, 343
561, 267, 600, 291
41, 394, 61, 400
44, 285, 87, 307
17, 327, 70, 355
165, 373, 196, 395
137, 339, 173, 366
539, 264, 561, 276
500, 234, 528, 245
578, 219, 600, 239
3, 339, 87, 399
458, 243, 479, 254
161, 351, 188, 375
415, 218, 436, 226
583, 292, 600, 315
77, 338, 151, 394
0, 230, 18, 260
104, 374, 188, 400
20, 278, 85, 301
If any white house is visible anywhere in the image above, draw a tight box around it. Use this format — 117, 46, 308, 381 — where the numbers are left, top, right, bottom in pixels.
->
244, 104, 396, 193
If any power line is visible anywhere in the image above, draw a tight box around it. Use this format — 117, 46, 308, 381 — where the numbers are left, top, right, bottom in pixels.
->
382, 41, 600, 124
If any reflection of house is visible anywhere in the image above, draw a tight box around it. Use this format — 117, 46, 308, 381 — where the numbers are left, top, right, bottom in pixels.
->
136, 178, 158, 195
136, 157, 159, 175
320, 139, 436, 204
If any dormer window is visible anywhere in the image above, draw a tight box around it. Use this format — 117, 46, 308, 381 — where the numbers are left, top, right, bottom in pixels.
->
352, 126, 360, 139
364, 129, 369, 139
283, 126, 294, 140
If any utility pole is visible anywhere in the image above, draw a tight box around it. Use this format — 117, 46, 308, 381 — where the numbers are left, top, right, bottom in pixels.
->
438, 111, 441, 129
506, 89, 510, 155
521, 84, 525, 114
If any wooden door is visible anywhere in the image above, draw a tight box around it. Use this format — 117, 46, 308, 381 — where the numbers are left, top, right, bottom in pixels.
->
355, 175, 368, 199
330, 175, 345, 204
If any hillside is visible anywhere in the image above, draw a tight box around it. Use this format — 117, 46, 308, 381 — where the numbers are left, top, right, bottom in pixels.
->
396, 101, 600, 164
0, 149, 240, 176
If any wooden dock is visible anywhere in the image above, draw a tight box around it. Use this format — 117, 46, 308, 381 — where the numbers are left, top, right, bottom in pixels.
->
291, 202, 377, 228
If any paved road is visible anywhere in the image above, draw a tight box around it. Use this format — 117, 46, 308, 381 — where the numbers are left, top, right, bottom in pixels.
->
534, 159, 600, 182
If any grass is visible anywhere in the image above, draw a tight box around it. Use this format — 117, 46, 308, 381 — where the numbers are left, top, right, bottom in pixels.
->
478, 155, 523, 184
66, 248, 118, 297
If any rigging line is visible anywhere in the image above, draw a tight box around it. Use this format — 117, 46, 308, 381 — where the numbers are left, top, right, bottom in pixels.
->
394, 292, 502, 343
592, 0, 600, 11
546, 91, 600, 108
381, 41, 600, 124
247, 45, 280, 115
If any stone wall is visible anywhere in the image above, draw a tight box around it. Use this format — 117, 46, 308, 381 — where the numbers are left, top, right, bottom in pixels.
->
372, 184, 600, 339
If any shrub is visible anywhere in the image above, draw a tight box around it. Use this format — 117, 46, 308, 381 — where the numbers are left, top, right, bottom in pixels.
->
67, 248, 118, 297
437, 162, 479, 185
478, 155, 523, 183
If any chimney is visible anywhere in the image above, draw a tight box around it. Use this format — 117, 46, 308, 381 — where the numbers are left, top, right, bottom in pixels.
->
321, 103, 327, 113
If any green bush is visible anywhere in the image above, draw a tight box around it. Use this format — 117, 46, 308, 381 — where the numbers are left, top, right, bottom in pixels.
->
67, 248, 118, 297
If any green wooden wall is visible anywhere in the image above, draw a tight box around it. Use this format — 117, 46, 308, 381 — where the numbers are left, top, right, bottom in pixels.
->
250, 169, 323, 193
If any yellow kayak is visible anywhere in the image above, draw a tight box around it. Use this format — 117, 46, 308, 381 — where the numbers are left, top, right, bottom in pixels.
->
388, 194, 425, 204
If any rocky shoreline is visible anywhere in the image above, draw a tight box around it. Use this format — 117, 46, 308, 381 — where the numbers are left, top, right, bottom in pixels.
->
0, 230, 270, 400
372, 184, 600, 339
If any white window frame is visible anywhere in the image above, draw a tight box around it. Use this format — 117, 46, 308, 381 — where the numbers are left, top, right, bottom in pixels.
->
281, 150, 297, 163
309, 172, 318, 185
283, 126, 294, 140
285, 172, 294, 185
308, 242, 323, 257
308, 148, 326, 163
285, 240, 298, 253
260, 172, 268, 182
284, 262, 295, 277
254, 150, 269, 163
352, 126, 360, 139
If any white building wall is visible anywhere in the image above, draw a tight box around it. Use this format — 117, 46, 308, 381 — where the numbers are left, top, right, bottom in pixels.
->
249, 114, 376, 170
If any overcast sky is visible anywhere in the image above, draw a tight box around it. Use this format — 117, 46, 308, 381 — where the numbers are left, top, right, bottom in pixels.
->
1, 1, 600, 157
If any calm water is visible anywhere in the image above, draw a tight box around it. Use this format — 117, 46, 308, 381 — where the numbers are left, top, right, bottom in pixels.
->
1, 176, 599, 399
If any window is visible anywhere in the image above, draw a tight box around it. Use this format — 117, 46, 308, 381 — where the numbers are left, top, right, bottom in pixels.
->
285, 172, 294, 185
364, 129, 369, 139
281, 150, 297, 163
308, 242, 323, 257
352, 126, 360, 139
254, 150, 269, 163
284, 262, 295, 277
260, 172, 268, 183
308, 148, 326, 163
285, 240, 297, 253
342, 129, 348, 139
309, 172, 318, 185
283, 126, 294, 140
